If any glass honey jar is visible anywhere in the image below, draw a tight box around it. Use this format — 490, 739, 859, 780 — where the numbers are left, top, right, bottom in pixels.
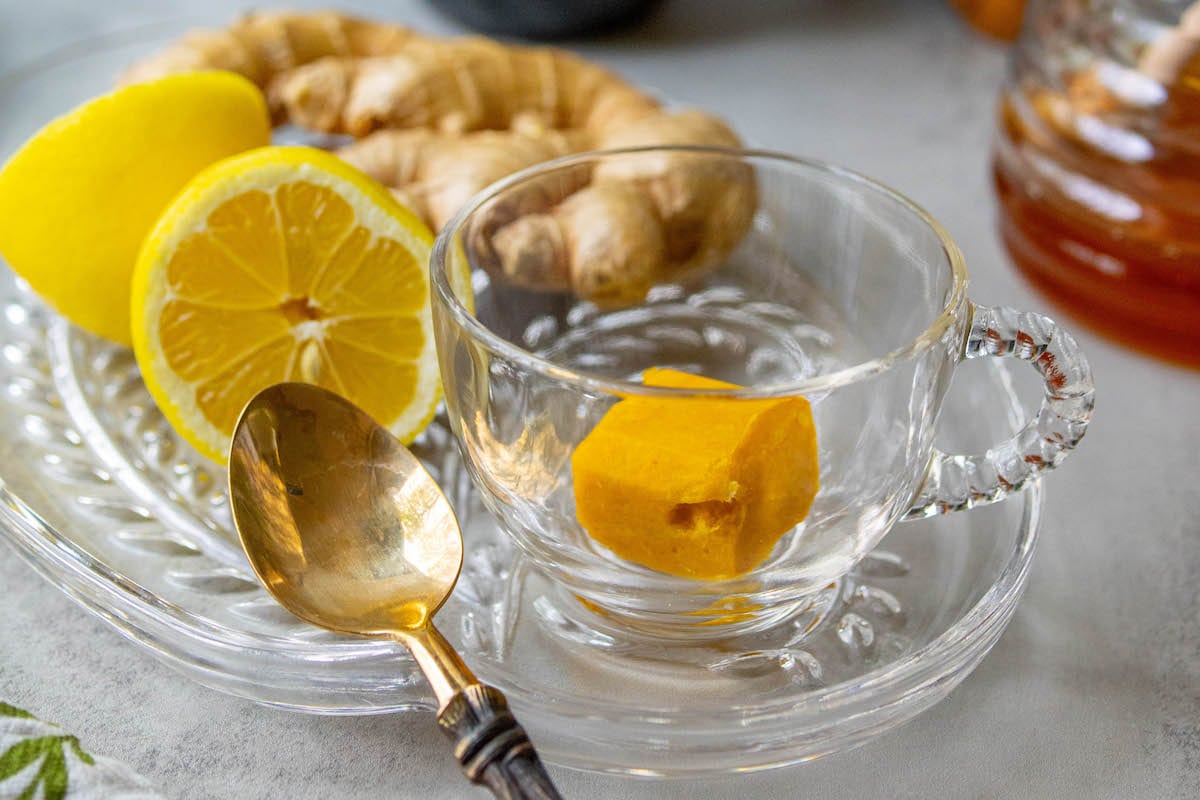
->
994, 0, 1200, 366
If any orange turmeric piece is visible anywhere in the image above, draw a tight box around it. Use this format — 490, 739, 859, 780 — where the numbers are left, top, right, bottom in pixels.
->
571, 368, 819, 580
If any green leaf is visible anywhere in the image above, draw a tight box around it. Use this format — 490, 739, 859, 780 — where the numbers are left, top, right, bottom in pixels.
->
66, 735, 95, 766
13, 746, 51, 800
15, 777, 37, 800
39, 747, 69, 800
0, 736, 53, 780
0, 702, 35, 720
5, 739, 70, 800
0, 713, 91, 799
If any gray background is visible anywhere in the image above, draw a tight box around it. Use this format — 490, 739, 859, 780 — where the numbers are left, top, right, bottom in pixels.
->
0, 0, 1197, 797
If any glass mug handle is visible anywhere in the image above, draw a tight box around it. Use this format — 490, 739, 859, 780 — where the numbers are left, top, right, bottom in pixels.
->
905, 304, 1095, 520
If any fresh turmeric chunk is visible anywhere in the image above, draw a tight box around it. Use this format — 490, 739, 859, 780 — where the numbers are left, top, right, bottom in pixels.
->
571, 368, 819, 580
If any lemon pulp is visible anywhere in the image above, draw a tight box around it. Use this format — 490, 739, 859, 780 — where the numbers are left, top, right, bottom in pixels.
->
133, 146, 443, 462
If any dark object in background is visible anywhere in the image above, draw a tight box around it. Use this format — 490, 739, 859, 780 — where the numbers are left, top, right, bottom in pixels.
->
427, 0, 661, 39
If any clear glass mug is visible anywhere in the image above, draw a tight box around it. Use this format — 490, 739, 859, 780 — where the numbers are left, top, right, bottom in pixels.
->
430, 148, 1094, 640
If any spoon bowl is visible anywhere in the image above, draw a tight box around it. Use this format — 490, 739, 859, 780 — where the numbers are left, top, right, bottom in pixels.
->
229, 385, 461, 636
228, 383, 561, 800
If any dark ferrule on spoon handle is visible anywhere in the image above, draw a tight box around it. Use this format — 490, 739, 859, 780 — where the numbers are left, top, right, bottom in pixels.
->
438, 684, 563, 800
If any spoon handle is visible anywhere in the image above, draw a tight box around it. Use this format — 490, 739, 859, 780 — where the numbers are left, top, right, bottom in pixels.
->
438, 683, 563, 800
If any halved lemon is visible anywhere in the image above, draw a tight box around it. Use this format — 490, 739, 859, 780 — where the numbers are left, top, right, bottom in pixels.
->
132, 146, 444, 463
0, 72, 271, 344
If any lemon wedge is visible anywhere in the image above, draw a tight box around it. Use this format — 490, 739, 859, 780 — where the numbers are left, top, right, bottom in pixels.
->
131, 146, 444, 463
0, 72, 270, 344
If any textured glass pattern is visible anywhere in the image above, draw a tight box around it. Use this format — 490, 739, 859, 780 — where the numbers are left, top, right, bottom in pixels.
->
0, 279, 1043, 771
0, 31, 1064, 776
430, 149, 1092, 638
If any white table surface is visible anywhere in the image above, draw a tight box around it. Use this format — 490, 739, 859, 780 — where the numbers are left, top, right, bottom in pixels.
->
0, 0, 1197, 797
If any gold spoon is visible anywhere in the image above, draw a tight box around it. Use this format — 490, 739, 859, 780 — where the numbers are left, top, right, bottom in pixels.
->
227, 382, 562, 800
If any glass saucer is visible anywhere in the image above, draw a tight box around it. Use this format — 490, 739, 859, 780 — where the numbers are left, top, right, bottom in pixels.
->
0, 26, 1041, 776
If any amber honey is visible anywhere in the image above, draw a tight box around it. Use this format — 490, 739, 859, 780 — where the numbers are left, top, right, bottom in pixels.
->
992, 2, 1200, 368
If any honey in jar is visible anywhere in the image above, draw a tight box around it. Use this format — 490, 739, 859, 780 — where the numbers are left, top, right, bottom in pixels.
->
993, 0, 1200, 367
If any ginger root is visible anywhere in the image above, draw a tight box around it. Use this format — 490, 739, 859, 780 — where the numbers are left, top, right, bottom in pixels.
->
493, 183, 666, 302
481, 110, 755, 301
119, 11, 416, 120
125, 11, 757, 305
275, 37, 659, 138
337, 127, 590, 230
